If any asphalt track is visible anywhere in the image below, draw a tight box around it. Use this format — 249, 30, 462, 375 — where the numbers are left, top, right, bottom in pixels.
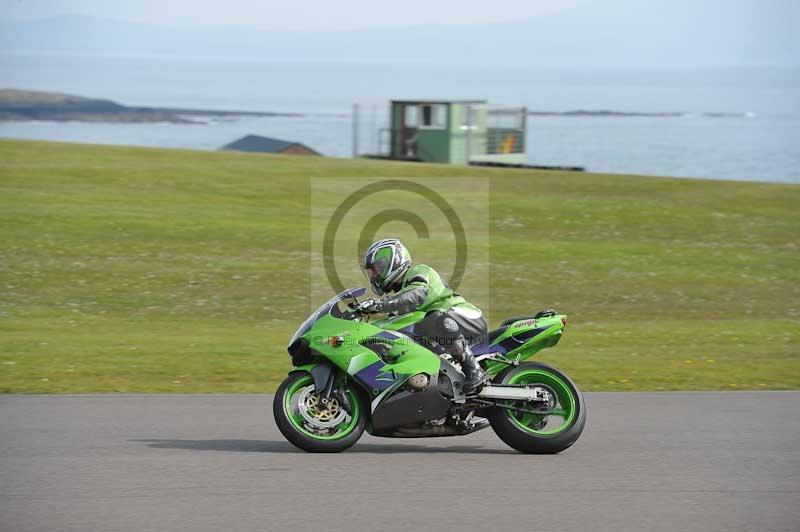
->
1, 392, 798, 532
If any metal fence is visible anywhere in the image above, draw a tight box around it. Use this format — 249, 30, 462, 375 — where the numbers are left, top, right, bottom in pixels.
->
485, 106, 526, 156
351, 103, 391, 158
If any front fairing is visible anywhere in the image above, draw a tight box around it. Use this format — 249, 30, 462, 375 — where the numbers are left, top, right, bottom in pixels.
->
299, 313, 439, 377
294, 300, 440, 411
289, 288, 441, 411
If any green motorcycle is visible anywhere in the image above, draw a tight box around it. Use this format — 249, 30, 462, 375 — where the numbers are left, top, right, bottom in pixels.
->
273, 287, 585, 454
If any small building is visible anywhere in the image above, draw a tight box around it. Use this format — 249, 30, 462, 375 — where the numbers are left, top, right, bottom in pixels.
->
387, 100, 526, 165
220, 135, 320, 156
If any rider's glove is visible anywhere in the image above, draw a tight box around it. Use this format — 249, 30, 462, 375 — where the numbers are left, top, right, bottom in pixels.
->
357, 298, 384, 314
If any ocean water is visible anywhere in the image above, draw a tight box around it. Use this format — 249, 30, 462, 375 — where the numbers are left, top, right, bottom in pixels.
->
1, 53, 799, 183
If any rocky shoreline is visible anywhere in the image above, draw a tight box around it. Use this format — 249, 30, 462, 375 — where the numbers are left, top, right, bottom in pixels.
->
0, 89, 302, 124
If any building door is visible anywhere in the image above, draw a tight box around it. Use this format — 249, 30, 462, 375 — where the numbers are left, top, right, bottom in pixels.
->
400, 104, 419, 160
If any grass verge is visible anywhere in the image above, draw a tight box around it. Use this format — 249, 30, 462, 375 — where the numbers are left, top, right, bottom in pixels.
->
1, 139, 798, 392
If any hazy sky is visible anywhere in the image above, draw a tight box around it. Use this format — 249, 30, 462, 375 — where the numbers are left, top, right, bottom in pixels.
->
2, 0, 586, 30
3, 0, 796, 67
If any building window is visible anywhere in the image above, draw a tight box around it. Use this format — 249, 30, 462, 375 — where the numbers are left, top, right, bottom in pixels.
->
404, 105, 418, 127
420, 104, 446, 129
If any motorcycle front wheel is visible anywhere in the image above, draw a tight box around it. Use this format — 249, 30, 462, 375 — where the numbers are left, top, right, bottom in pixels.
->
273, 372, 366, 453
488, 361, 586, 454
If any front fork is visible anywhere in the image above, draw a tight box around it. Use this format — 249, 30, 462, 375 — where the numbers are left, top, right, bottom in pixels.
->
293, 362, 353, 414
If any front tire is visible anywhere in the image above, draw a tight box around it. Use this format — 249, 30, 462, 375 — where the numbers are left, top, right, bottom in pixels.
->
273, 372, 366, 453
488, 361, 586, 454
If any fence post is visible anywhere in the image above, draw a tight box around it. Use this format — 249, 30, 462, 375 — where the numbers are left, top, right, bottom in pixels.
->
521, 106, 528, 155
465, 104, 472, 164
372, 105, 378, 155
352, 103, 360, 158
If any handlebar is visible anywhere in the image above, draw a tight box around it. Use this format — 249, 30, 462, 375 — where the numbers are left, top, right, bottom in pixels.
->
342, 301, 367, 321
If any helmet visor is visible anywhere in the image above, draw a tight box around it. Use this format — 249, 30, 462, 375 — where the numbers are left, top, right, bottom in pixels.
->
364, 263, 382, 282
363, 256, 390, 292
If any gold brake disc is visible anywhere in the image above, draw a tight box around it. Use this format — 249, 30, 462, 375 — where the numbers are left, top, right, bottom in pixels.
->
298, 386, 347, 429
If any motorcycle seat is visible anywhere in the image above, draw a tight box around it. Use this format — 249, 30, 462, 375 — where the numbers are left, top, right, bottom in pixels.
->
500, 309, 558, 327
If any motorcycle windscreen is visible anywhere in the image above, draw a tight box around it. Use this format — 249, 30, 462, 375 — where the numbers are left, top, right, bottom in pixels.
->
289, 287, 367, 345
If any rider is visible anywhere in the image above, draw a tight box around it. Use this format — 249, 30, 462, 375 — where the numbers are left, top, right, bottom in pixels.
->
358, 238, 488, 393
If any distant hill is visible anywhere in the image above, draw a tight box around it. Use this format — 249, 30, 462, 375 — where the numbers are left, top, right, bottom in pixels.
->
0, 89, 300, 123
1, 0, 798, 67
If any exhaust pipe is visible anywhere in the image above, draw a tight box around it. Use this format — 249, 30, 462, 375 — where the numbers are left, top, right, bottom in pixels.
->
392, 419, 490, 438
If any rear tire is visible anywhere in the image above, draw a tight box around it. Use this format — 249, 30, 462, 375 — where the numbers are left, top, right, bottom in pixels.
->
488, 362, 586, 454
273, 372, 366, 453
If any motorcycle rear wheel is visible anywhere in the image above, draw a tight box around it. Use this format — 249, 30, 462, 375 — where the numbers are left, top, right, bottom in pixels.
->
273, 372, 366, 453
488, 361, 586, 454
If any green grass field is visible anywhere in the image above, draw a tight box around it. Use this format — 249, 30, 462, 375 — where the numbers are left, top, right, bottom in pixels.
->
1, 138, 798, 393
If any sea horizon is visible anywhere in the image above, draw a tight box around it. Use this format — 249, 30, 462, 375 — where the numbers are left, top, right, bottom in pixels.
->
1, 53, 798, 182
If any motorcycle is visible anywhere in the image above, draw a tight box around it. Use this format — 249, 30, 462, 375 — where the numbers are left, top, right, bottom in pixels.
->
273, 287, 585, 453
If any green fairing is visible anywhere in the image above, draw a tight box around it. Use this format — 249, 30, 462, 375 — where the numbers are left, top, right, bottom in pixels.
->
482, 315, 567, 376
294, 315, 566, 379
289, 288, 567, 411
295, 311, 440, 405
372, 311, 426, 331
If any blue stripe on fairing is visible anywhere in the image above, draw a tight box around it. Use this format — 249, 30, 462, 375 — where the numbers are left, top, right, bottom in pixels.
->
472, 342, 506, 355
400, 325, 418, 336
513, 326, 553, 342
354, 360, 397, 391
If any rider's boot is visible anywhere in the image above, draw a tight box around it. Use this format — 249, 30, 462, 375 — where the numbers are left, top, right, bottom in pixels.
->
455, 336, 488, 393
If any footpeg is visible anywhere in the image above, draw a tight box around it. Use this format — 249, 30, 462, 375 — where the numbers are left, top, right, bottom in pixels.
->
462, 373, 488, 394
